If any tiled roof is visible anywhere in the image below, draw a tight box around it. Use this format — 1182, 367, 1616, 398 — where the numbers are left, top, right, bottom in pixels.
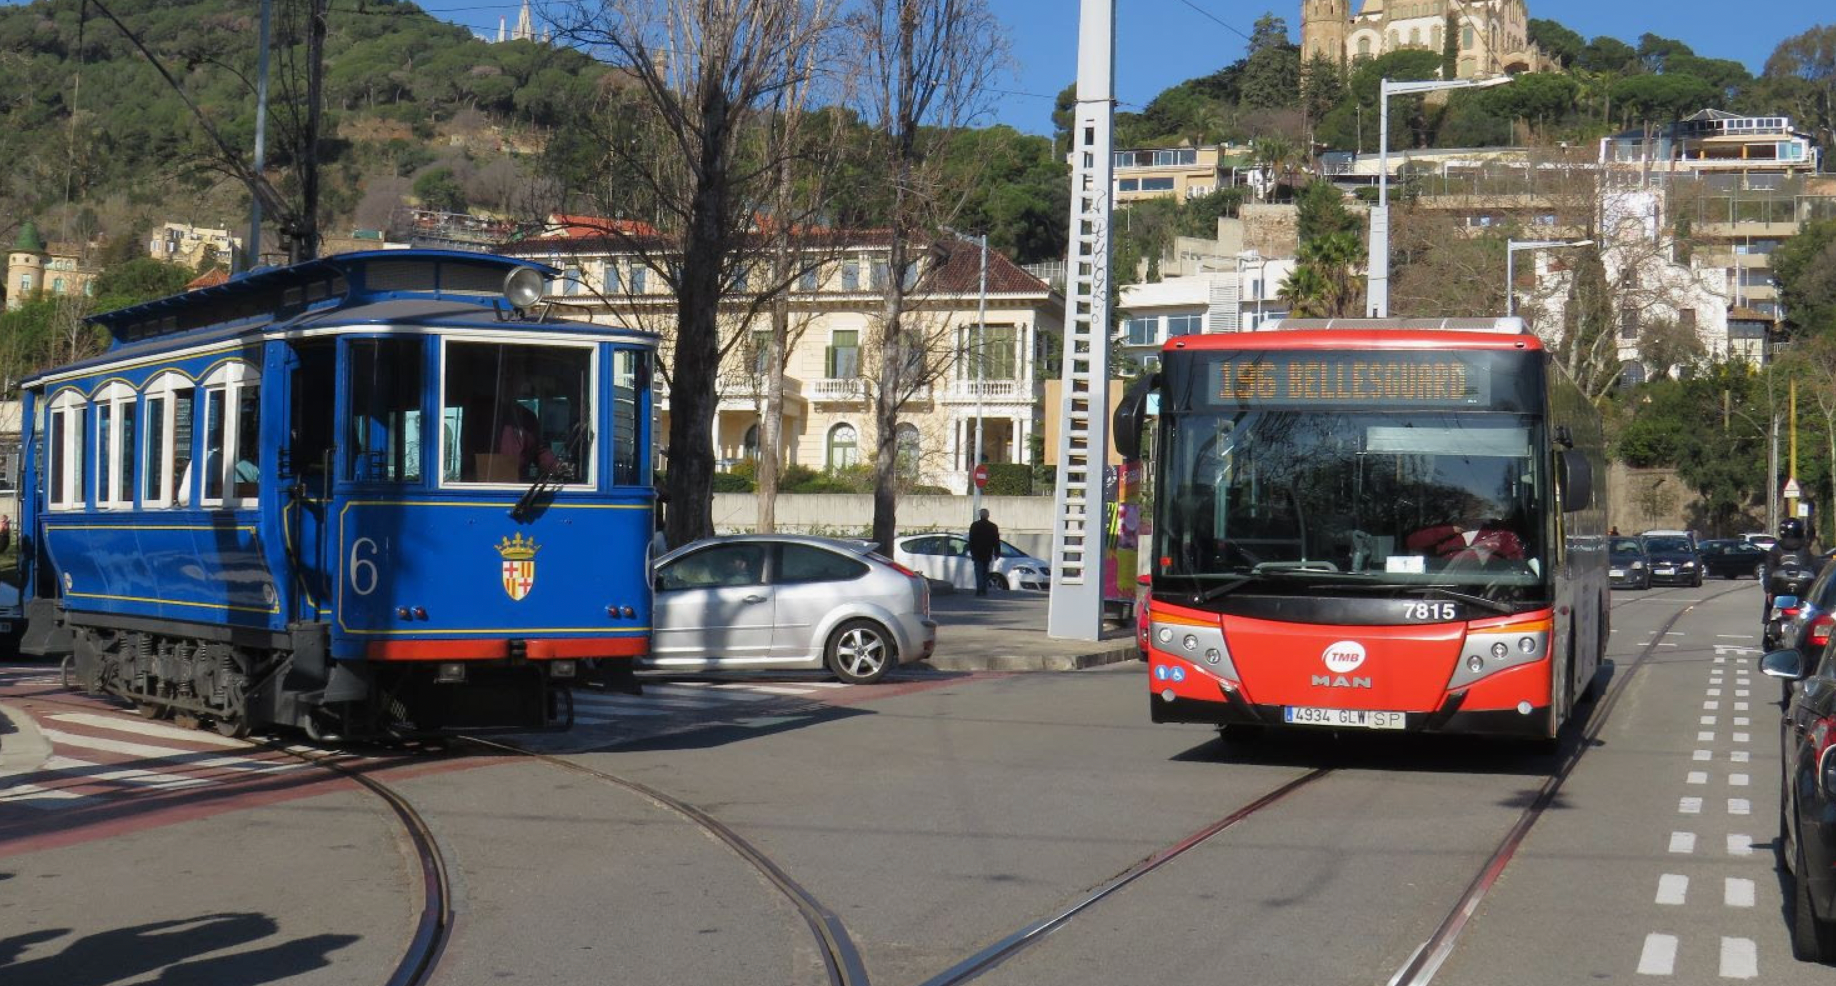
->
925, 240, 1050, 295
186, 268, 230, 290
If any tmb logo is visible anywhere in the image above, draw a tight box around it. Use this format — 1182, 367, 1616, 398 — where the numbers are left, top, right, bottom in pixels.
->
1322, 640, 1366, 674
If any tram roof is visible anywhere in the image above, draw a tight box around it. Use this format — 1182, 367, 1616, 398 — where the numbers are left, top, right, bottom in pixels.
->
29, 251, 654, 386
84, 250, 560, 345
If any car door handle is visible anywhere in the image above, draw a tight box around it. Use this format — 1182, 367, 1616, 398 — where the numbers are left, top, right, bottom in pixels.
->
744, 594, 768, 604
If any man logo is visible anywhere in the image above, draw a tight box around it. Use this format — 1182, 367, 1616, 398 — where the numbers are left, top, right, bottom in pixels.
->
1312, 674, 1373, 689
1323, 640, 1366, 674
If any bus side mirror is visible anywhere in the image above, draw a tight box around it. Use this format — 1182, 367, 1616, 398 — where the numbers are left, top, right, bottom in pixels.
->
1113, 373, 1160, 462
1559, 449, 1593, 513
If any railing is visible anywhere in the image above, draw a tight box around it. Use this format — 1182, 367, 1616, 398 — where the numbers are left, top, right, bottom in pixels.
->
945, 379, 1026, 400
716, 373, 803, 400
811, 378, 866, 400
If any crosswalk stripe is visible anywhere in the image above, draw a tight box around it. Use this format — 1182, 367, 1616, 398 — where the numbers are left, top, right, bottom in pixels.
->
39, 729, 304, 774
1719, 937, 1758, 978
0, 783, 100, 809
48, 713, 251, 748
647, 684, 780, 701
1637, 933, 1677, 976
38, 755, 212, 791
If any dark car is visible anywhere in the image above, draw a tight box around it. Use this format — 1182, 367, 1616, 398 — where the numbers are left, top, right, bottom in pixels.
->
1700, 538, 1768, 580
1760, 642, 1836, 962
1608, 537, 1651, 589
1641, 534, 1703, 586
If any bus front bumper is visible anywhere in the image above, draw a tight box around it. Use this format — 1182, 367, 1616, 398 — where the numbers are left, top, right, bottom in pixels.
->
1148, 690, 1552, 738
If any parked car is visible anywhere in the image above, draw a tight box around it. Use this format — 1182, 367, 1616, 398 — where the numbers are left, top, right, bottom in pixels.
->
893, 534, 1052, 591
1608, 537, 1651, 590
1641, 534, 1703, 586
1759, 641, 1836, 962
1699, 538, 1769, 580
647, 535, 936, 684
1775, 565, 1836, 657
1744, 532, 1780, 550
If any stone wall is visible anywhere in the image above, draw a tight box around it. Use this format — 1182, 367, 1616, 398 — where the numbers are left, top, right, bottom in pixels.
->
713, 493, 1059, 557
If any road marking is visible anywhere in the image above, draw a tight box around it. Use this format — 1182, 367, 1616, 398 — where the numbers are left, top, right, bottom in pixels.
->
1730, 773, 1749, 786
1655, 874, 1688, 905
1720, 937, 1758, 979
1699, 715, 1716, 725
1728, 834, 1754, 856
1729, 798, 1751, 815
1698, 731, 1716, 742
1725, 878, 1755, 908
1731, 751, 1750, 763
1680, 797, 1703, 814
1637, 934, 1678, 976
1658, 643, 1679, 648
1668, 832, 1696, 854
1687, 771, 1708, 784
1666, 631, 1686, 636
37, 729, 304, 774
1733, 732, 1751, 743
1736, 689, 1750, 698
0, 782, 100, 808
1717, 634, 1750, 640
1733, 716, 1750, 726
1714, 644, 1759, 655
46, 712, 249, 748
1694, 750, 1712, 761
1704, 701, 1720, 710
38, 755, 211, 791
1707, 688, 1722, 696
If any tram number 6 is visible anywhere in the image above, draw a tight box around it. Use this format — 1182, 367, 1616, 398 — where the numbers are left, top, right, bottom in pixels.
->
349, 537, 381, 596
1405, 601, 1457, 622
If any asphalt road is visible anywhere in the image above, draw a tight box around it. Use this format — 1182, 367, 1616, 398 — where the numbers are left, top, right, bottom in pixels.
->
0, 580, 1824, 985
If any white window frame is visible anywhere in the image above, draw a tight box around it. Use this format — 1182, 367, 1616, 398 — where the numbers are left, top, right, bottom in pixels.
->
46, 389, 86, 511
437, 337, 600, 490
199, 361, 261, 510
94, 381, 137, 510
142, 371, 193, 508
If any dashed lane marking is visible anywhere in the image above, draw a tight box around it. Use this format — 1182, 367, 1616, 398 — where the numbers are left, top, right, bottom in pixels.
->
1693, 750, 1712, 761
1698, 732, 1716, 742
1725, 878, 1755, 908
1731, 751, 1750, 763
1719, 937, 1758, 979
1668, 832, 1696, 854
1679, 797, 1703, 814
1655, 874, 1689, 905
1728, 834, 1754, 856
1729, 773, 1749, 787
1733, 732, 1751, 743
1638, 934, 1678, 976
1687, 772, 1708, 784
1728, 798, 1751, 816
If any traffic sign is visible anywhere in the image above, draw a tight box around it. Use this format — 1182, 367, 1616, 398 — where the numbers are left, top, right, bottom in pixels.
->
972, 464, 989, 489
1785, 477, 1802, 498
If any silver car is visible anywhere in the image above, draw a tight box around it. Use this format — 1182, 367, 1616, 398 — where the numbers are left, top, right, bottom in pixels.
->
647, 535, 936, 684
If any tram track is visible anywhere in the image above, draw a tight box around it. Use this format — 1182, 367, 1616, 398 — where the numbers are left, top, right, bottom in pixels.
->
463, 736, 871, 986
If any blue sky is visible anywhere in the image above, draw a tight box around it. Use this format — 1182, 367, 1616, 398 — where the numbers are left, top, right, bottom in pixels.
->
418, 2, 1827, 133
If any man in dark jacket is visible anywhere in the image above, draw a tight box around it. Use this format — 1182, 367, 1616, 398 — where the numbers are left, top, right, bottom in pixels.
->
1765, 518, 1819, 617
968, 509, 999, 597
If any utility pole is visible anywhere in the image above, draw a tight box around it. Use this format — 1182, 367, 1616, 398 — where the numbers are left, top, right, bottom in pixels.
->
971, 233, 988, 524
1047, 0, 1115, 641
1789, 375, 1800, 524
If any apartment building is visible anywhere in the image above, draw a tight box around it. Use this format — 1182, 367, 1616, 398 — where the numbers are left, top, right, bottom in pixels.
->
148, 222, 242, 270
1117, 257, 1297, 371
497, 226, 1062, 492
1111, 145, 1231, 204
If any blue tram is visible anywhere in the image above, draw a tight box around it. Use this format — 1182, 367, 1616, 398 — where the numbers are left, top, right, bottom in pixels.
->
17, 250, 658, 738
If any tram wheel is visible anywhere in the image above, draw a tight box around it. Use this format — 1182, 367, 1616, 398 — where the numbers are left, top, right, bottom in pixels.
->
135, 700, 170, 720
213, 714, 252, 740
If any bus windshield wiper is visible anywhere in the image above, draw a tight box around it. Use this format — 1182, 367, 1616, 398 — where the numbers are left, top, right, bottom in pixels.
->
1245, 569, 1518, 615
1195, 576, 1254, 604
1416, 585, 1516, 615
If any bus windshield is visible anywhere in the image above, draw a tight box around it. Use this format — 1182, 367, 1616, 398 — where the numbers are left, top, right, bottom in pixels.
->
1156, 408, 1548, 602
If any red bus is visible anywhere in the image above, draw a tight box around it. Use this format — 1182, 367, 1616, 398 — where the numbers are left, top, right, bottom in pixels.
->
1115, 319, 1608, 741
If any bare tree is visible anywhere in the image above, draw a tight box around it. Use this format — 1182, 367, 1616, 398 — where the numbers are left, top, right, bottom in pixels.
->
548, 0, 839, 547
844, 0, 1006, 553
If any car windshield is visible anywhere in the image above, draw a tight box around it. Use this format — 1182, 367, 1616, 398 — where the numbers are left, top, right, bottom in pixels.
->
999, 542, 1029, 558
1645, 537, 1692, 553
1610, 538, 1643, 554
1156, 408, 1548, 602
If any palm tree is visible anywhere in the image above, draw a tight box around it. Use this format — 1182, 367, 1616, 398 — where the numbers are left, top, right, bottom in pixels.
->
1280, 231, 1366, 317
1251, 134, 1299, 201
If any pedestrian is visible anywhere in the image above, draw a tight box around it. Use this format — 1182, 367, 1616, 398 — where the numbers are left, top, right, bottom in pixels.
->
1608, 526, 1620, 537
968, 508, 999, 597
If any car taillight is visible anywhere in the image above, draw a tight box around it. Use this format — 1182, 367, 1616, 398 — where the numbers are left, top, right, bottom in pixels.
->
884, 559, 921, 579
1811, 614, 1836, 649
1781, 607, 1803, 621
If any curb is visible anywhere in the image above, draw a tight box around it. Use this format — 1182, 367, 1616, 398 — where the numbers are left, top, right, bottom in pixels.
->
927, 640, 1140, 673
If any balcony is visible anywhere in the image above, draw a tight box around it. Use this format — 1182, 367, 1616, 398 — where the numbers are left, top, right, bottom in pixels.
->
811, 378, 867, 402
716, 373, 804, 409
943, 379, 1028, 402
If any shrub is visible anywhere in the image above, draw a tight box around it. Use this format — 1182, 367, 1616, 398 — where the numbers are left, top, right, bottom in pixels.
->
711, 472, 754, 493
981, 463, 1034, 496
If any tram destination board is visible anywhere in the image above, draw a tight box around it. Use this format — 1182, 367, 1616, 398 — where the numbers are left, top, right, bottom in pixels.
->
1176, 349, 1550, 413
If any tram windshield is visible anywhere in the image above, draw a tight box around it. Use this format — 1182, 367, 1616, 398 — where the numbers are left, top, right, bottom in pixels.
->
442, 343, 592, 484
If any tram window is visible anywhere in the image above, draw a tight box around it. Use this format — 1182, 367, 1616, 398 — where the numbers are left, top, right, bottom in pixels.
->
347, 339, 424, 483
171, 388, 194, 506
96, 386, 136, 509
203, 389, 226, 501
442, 342, 592, 485
611, 349, 645, 485
235, 385, 260, 498
290, 344, 336, 481
48, 408, 67, 509
145, 395, 167, 503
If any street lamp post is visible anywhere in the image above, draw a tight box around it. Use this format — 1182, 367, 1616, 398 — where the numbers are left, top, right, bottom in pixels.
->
1367, 75, 1513, 317
1504, 239, 1593, 317
971, 232, 988, 522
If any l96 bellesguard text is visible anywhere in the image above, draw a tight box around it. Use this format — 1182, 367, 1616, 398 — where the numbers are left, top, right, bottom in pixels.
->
17, 251, 658, 739
1116, 318, 1608, 742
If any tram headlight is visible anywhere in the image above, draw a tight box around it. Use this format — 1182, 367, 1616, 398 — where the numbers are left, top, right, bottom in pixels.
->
504, 267, 546, 309
436, 662, 467, 684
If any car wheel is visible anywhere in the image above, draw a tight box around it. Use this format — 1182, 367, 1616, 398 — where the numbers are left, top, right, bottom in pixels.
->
1792, 839, 1836, 963
1692, 571, 1704, 587
825, 619, 895, 685
986, 573, 1009, 592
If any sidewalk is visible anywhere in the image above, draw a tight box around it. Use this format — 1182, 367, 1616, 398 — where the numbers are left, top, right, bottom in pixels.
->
924, 590, 1139, 672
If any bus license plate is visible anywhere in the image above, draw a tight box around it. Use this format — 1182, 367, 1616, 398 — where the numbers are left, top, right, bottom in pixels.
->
1284, 706, 1407, 730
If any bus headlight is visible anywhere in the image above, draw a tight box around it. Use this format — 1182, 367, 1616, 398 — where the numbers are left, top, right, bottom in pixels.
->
1148, 620, 1238, 684
1448, 617, 1551, 689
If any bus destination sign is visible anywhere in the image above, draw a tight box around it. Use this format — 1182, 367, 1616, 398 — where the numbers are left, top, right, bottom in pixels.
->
1210, 353, 1492, 407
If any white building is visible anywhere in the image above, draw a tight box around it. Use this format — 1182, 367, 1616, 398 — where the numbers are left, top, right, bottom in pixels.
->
1118, 255, 1297, 371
